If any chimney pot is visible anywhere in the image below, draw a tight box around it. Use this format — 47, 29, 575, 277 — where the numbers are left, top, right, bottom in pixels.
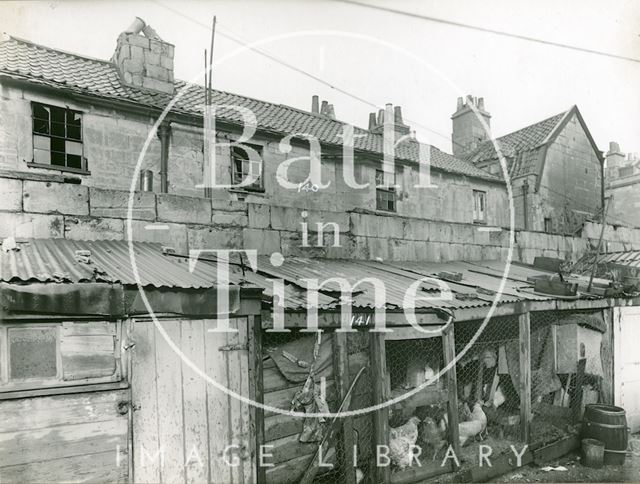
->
457, 97, 463, 110
377, 109, 384, 125
311, 95, 319, 114
478, 97, 485, 110
326, 104, 335, 119
394, 106, 403, 124
320, 100, 328, 115
125, 17, 146, 34
368, 113, 377, 130
609, 141, 621, 153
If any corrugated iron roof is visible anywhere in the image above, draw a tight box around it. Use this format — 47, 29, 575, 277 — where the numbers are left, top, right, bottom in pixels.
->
591, 250, 640, 268
1, 238, 606, 311
0, 238, 219, 288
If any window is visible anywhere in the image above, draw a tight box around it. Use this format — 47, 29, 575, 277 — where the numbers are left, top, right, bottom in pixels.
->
619, 166, 634, 178
473, 190, 487, 223
0, 321, 121, 393
231, 144, 263, 191
376, 169, 397, 212
544, 217, 553, 233
30, 102, 87, 173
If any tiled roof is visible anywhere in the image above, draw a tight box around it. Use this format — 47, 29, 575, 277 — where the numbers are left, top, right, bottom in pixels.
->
467, 111, 568, 166
0, 35, 502, 183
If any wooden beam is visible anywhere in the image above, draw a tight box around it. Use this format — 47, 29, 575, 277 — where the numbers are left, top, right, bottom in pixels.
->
519, 312, 532, 443
248, 315, 266, 484
333, 331, 356, 484
442, 325, 461, 466
370, 332, 390, 484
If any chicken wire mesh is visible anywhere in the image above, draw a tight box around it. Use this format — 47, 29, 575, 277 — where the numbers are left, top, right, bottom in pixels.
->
261, 329, 374, 484
529, 310, 608, 445
384, 336, 450, 474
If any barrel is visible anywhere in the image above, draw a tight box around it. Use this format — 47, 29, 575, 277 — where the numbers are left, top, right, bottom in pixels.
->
582, 404, 628, 465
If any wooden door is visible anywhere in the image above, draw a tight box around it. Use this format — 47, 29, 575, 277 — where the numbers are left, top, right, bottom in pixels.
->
130, 318, 254, 484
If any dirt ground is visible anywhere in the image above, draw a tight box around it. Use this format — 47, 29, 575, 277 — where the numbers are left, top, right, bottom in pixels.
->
491, 434, 640, 483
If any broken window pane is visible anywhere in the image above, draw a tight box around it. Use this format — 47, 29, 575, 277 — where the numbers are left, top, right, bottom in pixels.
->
9, 327, 57, 380
31, 102, 84, 171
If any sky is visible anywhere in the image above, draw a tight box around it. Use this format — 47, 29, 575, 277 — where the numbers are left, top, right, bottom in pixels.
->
2, 0, 639, 155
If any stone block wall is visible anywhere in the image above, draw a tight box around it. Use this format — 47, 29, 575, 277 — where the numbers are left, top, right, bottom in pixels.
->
3, 173, 640, 265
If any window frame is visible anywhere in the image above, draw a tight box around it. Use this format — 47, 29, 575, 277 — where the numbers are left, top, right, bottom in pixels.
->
375, 169, 397, 212
472, 189, 487, 224
0, 321, 122, 394
29, 101, 90, 175
231, 143, 264, 192
544, 217, 553, 233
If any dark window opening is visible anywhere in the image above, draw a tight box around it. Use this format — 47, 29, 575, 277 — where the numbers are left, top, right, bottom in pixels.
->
231, 144, 263, 191
544, 217, 553, 233
473, 190, 487, 223
31, 102, 86, 173
376, 169, 396, 212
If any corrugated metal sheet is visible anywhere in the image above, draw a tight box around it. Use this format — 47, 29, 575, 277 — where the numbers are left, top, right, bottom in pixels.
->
0, 239, 218, 289
1, 238, 606, 310
591, 250, 640, 268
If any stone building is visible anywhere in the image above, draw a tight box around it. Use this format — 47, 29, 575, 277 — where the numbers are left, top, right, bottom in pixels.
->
604, 141, 640, 228
0, 21, 632, 264
454, 97, 604, 235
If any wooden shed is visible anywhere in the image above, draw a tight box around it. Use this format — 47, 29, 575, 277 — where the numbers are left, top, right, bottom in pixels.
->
0, 238, 262, 483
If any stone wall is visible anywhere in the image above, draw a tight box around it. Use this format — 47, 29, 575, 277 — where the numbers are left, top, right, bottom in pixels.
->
0, 82, 509, 228
3, 173, 639, 264
536, 111, 603, 233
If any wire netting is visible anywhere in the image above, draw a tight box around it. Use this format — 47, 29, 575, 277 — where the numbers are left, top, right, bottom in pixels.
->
384, 335, 449, 475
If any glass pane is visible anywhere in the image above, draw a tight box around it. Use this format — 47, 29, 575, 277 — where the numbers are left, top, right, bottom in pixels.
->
67, 125, 81, 140
50, 105, 66, 123
66, 110, 81, 126
9, 327, 57, 380
33, 118, 49, 135
51, 137, 65, 153
65, 140, 82, 156
51, 151, 66, 166
33, 135, 50, 151
51, 121, 66, 138
67, 154, 82, 169
33, 148, 51, 164
32, 104, 50, 121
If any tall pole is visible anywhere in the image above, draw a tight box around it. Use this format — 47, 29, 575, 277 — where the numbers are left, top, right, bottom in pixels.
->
587, 196, 611, 292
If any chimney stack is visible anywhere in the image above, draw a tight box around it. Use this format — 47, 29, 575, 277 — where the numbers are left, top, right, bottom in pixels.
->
113, 17, 175, 95
310, 96, 336, 119
451, 94, 491, 157
368, 103, 410, 137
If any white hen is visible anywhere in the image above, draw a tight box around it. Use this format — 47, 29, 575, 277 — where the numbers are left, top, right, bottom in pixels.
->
458, 402, 487, 447
389, 416, 421, 469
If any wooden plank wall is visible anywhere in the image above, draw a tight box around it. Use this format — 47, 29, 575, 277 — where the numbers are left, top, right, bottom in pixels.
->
263, 343, 369, 484
0, 389, 129, 483
131, 318, 253, 484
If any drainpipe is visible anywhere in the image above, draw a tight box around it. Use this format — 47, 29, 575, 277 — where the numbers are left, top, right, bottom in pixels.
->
522, 179, 529, 230
158, 122, 172, 193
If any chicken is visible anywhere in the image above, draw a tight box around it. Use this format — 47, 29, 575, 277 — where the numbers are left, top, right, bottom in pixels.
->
389, 416, 421, 469
419, 416, 447, 461
458, 402, 488, 447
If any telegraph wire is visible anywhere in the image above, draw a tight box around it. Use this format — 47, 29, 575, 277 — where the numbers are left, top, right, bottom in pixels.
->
335, 0, 640, 65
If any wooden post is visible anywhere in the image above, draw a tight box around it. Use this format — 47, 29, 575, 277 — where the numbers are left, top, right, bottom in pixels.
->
519, 312, 532, 443
247, 315, 266, 484
442, 325, 461, 466
333, 331, 357, 484
370, 332, 390, 484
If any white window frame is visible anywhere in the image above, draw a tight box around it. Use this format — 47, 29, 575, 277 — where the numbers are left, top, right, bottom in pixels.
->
473, 189, 487, 223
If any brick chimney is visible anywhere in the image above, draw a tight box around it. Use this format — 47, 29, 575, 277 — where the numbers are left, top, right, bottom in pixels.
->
368, 103, 410, 138
451, 95, 491, 157
113, 17, 175, 95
